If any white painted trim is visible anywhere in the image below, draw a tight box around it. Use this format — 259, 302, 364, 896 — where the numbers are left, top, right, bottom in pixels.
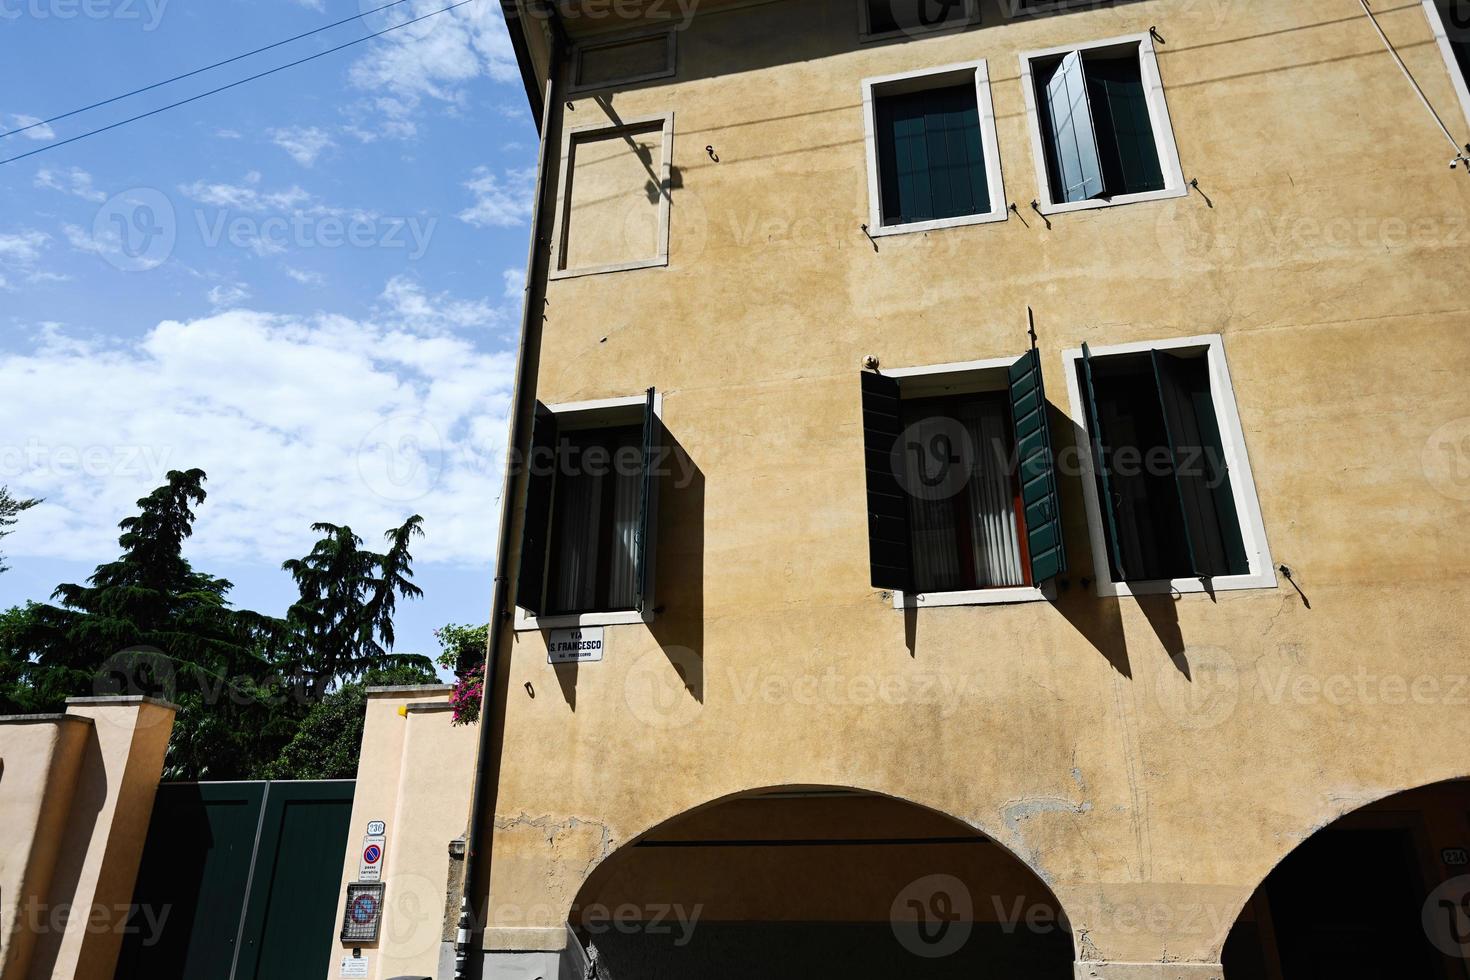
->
861, 60, 1008, 237
882, 355, 1052, 610
1059, 333, 1277, 599
551, 112, 675, 280
567, 27, 677, 94
1018, 32, 1189, 216
514, 391, 665, 631
857, 0, 978, 43
1422, 0, 1470, 133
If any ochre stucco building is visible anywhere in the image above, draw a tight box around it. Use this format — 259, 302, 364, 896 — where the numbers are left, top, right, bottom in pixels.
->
463, 1, 1470, 977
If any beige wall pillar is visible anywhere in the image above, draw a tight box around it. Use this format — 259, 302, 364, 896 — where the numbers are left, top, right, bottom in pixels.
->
322, 685, 478, 980
0, 696, 175, 980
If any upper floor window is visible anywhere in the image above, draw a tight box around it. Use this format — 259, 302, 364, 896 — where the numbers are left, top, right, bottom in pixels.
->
862, 61, 1006, 237
1423, 0, 1470, 128
1019, 33, 1187, 214
515, 391, 662, 629
1063, 335, 1275, 597
862, 350, 1067, 608
860, 0, 976, 42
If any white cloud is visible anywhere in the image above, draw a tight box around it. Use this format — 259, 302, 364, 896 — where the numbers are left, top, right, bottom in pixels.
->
285, 267, 324, 286
216, 129, 243, 140
380, 275, 497, 330
34, 167, 108, 203
291, 0, 324, 9
270, 126, 336, 167
458, 166, 535, 228
502, 267, 524, 300
0, 293, 518, 569
0, 229, 54, 288
178, 175, 314, 212
207, 282, 251, 308
346, 1, 520, 137
6, 114, 55, 142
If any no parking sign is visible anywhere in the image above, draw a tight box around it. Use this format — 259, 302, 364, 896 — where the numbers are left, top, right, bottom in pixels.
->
359, 833, 386, 882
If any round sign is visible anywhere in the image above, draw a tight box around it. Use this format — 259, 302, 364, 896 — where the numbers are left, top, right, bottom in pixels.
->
350, 893, 379, 925
363, 844, 383, 865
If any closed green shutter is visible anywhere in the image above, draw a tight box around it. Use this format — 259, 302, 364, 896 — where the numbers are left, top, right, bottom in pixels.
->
1080, 343, 1128, 579
515, 402, 558, 614
876, 83, 990, 226
862, 372, 913, 591
1151, 351, 1248, 578
1086, 55, 1165, 196
1041, 51, 1106, 204
635, 387, 661, 613
1006, 348, 1067, 584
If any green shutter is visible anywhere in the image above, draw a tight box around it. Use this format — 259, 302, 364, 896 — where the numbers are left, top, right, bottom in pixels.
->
635, 387, 661, 613
862, 371, 913, 591
876, 84, 990, 226
1041, 51, 1106, 203
515, 402, 558, 614
1151, 351, 1248, 578
1080, 343, 1128, 579
1006, 348, 1067, 584
1085, 53, 1165, 196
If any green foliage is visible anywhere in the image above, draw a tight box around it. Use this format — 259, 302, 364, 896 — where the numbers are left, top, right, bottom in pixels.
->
2, 469, 437, 780
0, 486, 41, 574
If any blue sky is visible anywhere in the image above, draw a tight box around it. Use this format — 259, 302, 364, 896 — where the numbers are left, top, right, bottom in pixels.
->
0, 0, 538, 667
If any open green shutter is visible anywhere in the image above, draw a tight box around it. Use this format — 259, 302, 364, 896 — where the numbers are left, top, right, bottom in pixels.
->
1043, 50, 1106, 203
1007, 348, 1067, 585
1151, 352, 1248, 578
515, 402, 558, 614
635, 387, 661, 613
861, 371, 913, 591
1080, 343, 1128, 579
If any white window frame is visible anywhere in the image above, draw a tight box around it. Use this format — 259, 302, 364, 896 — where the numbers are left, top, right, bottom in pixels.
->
1060, 334, 1276, 599
858, 0, 978, 43
861, 60, 1008, 238
567, 28, 677, 95
550, 112, 674, 281
1018, 32, 1188, 216
514, 392, 664, 632
1422, 0, 1470, 131
882, 357, 1055, 609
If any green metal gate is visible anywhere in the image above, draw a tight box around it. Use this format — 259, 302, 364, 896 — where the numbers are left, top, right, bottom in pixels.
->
114, 780, 355, 980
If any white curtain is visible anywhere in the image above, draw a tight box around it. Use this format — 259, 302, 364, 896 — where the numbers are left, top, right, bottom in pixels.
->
552, 462, 603, 612
606, 466, 641, 609
906, 400, 1025, 592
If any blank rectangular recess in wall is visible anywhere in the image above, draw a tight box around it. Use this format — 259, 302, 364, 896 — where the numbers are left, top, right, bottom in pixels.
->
571, 31, 676, 91
554, 115, 673, 279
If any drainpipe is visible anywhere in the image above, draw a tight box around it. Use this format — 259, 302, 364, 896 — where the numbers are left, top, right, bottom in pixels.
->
456, 8, 563, 978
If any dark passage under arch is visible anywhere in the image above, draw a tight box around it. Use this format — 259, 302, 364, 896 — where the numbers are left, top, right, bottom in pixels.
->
569, 787, 1074, 978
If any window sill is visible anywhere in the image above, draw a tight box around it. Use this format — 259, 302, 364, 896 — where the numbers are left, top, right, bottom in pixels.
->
868, 208, 1007, 238
514, 608, 653, 632
1033, 184, 1187, 217
1093, 569, 1278, 599
892, 583, 1054, 609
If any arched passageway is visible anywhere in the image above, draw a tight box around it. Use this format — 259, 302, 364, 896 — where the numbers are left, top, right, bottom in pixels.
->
568, 786, 1073, 978
1223, 779, 1470, 979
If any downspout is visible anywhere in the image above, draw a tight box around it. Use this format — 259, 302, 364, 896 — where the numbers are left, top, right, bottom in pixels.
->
456, 16, 563, 980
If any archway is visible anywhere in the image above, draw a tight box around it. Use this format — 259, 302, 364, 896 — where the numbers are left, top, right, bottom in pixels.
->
567, 785, 1074, 978
1222, 778, 1470, 979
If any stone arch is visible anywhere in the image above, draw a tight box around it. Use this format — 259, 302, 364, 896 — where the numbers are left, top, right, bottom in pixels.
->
565, 782, 1076, 978
1220, 775, 1470, 977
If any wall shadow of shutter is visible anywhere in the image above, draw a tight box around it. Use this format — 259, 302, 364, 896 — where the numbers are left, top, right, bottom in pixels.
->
516, 402, 558, 614
861, 372, 913, 591
1007, 348, 1067, 585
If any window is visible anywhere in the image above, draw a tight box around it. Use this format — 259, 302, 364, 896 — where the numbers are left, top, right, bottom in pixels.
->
1019, 34, 1186, 214
863, 351, 1067, 607
1424, 0, 1470, 129
552, 113, 674, 280
861, 61, 1006, 237
860, 0, 976, 42
515, 391, 662, 629
569, 30, 676, 93
1062, 335, 1274, 597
